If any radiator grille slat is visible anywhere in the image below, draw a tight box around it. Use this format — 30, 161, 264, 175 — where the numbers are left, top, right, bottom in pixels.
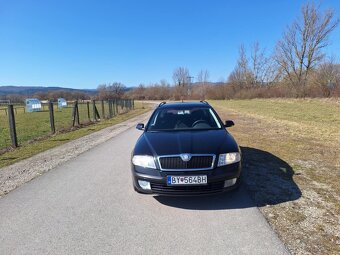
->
159, 155, 214, 170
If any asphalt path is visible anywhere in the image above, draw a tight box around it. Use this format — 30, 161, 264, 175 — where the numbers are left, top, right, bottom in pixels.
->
0, 125, 289, 254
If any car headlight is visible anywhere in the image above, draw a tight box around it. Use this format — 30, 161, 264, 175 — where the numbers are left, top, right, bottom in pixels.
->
132, 155, 156, 169
217, 152, 241, 166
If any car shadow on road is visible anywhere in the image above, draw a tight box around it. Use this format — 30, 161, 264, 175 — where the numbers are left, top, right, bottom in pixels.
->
154, 186, 255, 210
154, 146, 301, 210
240, 146, 301, 207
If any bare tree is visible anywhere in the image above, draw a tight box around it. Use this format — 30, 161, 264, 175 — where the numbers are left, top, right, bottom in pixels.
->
197, 69, 210, 100
228, 44, 253, 88
274, 2, 339, 97
172, 67, 190, 99
109, 82, 126, 98
250, 42, 278, 85
157, 80, 171, 100
97, 84, 108, 100
97, 82, 126, 100
6, 94, 25, 103
311, 56, 340, 96
134, 84, 146, 100
250, 42, 262, 85
172, 67, 190, 86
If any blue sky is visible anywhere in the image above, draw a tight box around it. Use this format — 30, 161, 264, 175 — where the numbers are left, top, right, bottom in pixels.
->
1, 0, 340, 89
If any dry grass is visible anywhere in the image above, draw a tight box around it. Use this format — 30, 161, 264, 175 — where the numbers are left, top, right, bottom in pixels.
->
210, 99, 340, 255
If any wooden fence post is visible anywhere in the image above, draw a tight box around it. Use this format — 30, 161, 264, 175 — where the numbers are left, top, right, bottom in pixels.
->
115, 99, 119, 114
92, 100, 97, 121
108, 100, 113, 118
76, 101, 80, 125
8, 104, 18, 148
87, 102, 90, 121
48, 101, 55, 134
95, 106, 100, 120
72, 101, 80, 127
72, 101, 76, 127
101, 100, 105, 119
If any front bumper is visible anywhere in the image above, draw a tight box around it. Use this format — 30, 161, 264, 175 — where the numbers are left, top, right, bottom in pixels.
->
132, 162, 241, 196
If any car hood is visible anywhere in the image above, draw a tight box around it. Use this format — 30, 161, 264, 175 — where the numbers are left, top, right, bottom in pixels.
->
134, 129, 239, 156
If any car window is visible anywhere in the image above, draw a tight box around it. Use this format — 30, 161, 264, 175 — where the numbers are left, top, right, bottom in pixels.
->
147, 107, 222, 131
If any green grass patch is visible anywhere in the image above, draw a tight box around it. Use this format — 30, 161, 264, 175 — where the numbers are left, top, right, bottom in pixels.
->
210, 98, 340, 148
210, 98, 340, 128
0, 102, 151, 168
0, 102, 136, 150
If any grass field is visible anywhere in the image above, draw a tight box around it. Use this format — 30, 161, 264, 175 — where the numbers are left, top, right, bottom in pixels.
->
0, 101, 132, 150
0, 102, 151, 168
210, 99, 340, 255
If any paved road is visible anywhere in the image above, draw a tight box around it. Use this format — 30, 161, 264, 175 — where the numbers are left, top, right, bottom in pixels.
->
0, 125, 289, 254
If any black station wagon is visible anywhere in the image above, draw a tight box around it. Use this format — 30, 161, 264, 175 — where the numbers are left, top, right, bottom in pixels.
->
131, 101, 241, 195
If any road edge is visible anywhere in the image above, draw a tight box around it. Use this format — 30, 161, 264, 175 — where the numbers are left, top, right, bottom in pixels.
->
0, 111, 152, 197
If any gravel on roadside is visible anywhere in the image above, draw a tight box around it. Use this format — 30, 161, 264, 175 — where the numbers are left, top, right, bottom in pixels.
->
0, 111, 151, 197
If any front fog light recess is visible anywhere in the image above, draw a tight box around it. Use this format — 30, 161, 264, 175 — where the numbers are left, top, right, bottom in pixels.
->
224, 178, 237, 188
138, 180, 151, 190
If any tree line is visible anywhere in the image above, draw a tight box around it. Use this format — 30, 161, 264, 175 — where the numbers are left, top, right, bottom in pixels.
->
0, 91, 92, 104
128, 2, 340, 99
0, 83, 127, 104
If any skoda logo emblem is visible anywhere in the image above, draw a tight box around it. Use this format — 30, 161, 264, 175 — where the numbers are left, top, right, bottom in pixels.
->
180, 153, 192, 162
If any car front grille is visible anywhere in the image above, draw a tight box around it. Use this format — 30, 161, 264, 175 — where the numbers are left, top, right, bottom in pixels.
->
158, 155, 214, 170
150, 181, 224, 195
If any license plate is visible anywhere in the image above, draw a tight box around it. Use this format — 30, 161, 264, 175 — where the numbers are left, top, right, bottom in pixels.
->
167, 175, 207, 185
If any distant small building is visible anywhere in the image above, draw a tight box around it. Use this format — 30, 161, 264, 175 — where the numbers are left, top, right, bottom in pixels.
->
25, 98, 42, 112
58, 98, 67, 109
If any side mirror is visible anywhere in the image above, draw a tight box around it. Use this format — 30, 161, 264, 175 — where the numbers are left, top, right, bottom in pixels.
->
136, 123, 144, 130
224, 120, 234, 128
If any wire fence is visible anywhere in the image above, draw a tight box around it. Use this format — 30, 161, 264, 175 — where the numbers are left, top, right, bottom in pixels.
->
0, 99, 134, 151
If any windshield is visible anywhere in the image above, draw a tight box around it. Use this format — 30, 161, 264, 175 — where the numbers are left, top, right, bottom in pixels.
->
147, 107, 222, 131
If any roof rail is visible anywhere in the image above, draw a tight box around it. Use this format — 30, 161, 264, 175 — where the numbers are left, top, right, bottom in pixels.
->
158, 102, 167, 107
200, 100, 209, 105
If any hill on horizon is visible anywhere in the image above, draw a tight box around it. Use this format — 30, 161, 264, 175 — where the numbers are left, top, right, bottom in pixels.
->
0, 86, 97, 96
